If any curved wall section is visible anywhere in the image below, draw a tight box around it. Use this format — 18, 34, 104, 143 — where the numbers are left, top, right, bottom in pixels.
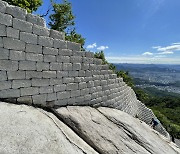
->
0, 0, 169, 139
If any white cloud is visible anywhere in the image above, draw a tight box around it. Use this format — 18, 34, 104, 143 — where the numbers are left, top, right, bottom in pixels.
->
152, 46, 161, 49
172, 42, 180, 45
97, 46, 109, 50
154, 43, 180, 52
86, 43, 97, 49
158, 51, 174, 55
142, 52, 153, 56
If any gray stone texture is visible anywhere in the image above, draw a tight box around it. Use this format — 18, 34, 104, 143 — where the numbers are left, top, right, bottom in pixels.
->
0, 12, 12, 26
63, 63, 72, 71
36, 16, 46, 27
0, 89, 20, 98
39, 86, 53, 94
73, 63, 81, 70
59, 49, 72, 56
7, 71, 25, 80
67, 41, 81, 51
32, 79, 49, 87
6, 27, 19, 39
38, 36, 53, 47
50, 78, 62, 85
0, 71, 7, 81
42, 71, 56, 78
44, 55, 56, 62
43, 47, 58, 55
17, 96, 32, 104
33, 24, 49, 36
50, 62, 62, 71
56, 56, 70, 63
20, 32, 37, 44
32, 94, 47, 105
0, 24, 6, 36
9, 50, 25, 60
0, 37, 3, 47
36, 62, 49, 71
3, 37, 25, 50
0, 47, 9, 59
12, 79, 31, 89
6, 5, 27, 20
57, 91, 70, 100
19, 61, 36, 70
0, 60, 18, 71
13, 18, 32, 33
26, 14, 38, 25
66, 83, 78, 91
0, 0, 7, 13
26, 71, 42, 79
57, 71, 68, 78
54, 39, 67, 49
26, 44, 42, 53
50, 29, 65, 40
21, 87, 39, 96
54, 84, 66, 92
0, 81, 12, 90
26, 53, 43, 62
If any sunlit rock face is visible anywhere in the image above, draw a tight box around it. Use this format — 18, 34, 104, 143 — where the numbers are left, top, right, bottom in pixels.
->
0, 102, 179, 154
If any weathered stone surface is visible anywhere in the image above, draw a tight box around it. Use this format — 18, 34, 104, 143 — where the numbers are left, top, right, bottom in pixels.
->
0, 24, 6, 36
20, 32, 37, 44
0, 71, 7, 81
26, 44, 42, 53
0, 89, 20, 98
43, 47, 58, 55
0, 47, 9, 59
54, 39, 67, 49
19, 61, 36, 70
0, 12, 12, 26
13, 18, 33, 33
26, 14, 38, 25
0, 0, 7, 13
26, 53, 43, 62
3, 37, 25, 50
50, 29, 65, 40
7, 71, 25, 80
67, 41, 81, 51
0, 102, 97, 154
38, 36, 53, 47
33, 24, 50, 36
56, 106, 180, 154
6, 5, 27, 20
0, 60, 18, 71
7, 27, 19, 39
36, 62, 49, 71
10, 50, 25, 60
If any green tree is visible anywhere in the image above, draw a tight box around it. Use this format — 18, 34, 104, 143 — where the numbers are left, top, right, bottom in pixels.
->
3, 0, 42, 13
49, 0, 75, 32
116, 71, 134, 87
94, 51, 108, 64
49, 0, 85, 49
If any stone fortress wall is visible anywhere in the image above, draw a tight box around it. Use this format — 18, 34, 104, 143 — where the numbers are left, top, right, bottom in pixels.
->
0, 0, 170, 139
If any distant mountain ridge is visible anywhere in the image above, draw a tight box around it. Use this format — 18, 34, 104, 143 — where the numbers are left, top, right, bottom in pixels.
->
114, 63, 180, 73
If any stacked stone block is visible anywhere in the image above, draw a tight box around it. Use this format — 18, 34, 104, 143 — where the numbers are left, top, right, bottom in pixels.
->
0, 0, 169, 139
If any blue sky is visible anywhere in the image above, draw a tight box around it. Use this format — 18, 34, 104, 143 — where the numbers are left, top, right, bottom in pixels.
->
36, 0, 180, 64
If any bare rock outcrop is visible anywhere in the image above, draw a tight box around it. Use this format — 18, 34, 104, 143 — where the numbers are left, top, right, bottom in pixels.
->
56, 106, 180, 154
0, 102, 97, 154
0, 101, 179, 154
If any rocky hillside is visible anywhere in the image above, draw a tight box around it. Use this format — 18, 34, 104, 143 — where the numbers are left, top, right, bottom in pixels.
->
0, 101, 179, 154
